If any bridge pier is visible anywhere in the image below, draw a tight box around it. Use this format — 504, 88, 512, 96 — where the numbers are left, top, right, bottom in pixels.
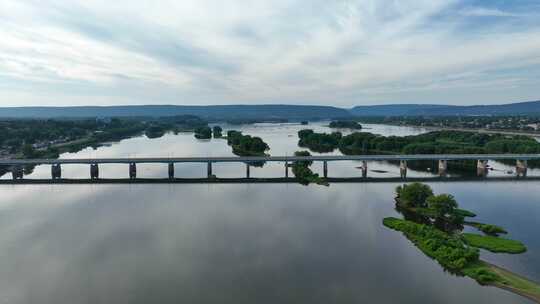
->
400, 160, 407, 179
11, 166, 23, 180
285, 161, 289, 178
246, 163, 251, 178
51, 164, 61, 179
90, 164, 99, 179
362, 161, 368, 178
323, 161, 328, 178
168, 163, 175, 179
438, 160, 448, 177
516, 160, 528, 177
207, 162, 213, 178
129, 163, 137, 179
477, 160, 488, 177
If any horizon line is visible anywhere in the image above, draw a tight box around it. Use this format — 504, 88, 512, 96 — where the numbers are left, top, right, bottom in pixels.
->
1, 99, 539, 109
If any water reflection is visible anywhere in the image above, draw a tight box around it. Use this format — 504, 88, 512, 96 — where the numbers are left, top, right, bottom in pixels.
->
0, 183, 534, 303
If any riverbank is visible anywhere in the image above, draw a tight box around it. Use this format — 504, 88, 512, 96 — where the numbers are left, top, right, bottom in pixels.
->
382, 123, 540, 139
422, 126, 540, 138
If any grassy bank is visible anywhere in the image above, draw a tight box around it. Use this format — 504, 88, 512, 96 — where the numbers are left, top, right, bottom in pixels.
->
463, 233, 526, 254
463, 261, 540, 302
465, 222, 507, 235
488, 263, 540, 303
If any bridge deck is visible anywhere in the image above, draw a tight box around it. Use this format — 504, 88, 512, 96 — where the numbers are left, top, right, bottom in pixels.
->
1, 154, 540, 165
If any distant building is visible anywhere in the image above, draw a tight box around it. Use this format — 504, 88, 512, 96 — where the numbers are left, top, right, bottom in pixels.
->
527, 123, 540, 130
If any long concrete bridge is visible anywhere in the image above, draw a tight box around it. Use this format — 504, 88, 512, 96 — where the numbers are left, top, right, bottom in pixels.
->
1, 154, 536, 181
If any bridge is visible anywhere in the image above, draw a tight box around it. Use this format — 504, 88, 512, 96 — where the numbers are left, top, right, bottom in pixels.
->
0, 154, 536, 182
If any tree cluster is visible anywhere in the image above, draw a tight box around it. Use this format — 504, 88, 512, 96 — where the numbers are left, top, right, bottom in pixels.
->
298, 129, 342, 153
291, 151, 326, 186
226, 130, 269, 156
194, 126, 212, 139
328, 120, 363, 129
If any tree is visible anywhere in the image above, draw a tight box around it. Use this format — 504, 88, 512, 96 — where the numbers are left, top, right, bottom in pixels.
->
298, 130, 342, 153
213, 126, 223, 138
294, 150, 313, 166
329, 120, 362, 129
22, 144, 36, 158
298, 129, 314, 140
194, 126, 212, 139
396, 182, 434, 208
427, 194, 458, 220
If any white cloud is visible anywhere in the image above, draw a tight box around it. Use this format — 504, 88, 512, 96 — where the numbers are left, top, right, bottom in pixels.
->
459, 7, 520, 17
0, 0, 539, 106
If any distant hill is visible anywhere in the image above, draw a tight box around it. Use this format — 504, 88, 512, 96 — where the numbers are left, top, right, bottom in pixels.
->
3, 100, 540, 119
350, 100, 540, 116
0, 105, 352, 120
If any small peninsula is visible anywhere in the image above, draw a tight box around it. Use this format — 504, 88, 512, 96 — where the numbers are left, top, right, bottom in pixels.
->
384, 182, 540, 302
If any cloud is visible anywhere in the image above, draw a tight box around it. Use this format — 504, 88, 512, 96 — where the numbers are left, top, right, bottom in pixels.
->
0, 0, 539, 106
459, 7, 521, 17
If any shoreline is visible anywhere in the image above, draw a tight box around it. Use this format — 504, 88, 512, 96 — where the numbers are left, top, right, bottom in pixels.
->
486, 262, 540, 303
364, 122, 540, 138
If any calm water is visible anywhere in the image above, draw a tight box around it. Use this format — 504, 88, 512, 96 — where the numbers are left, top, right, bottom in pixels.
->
0, 122, 538, 303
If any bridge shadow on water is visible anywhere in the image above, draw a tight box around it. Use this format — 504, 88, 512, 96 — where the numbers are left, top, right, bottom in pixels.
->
0, 176, 537, 185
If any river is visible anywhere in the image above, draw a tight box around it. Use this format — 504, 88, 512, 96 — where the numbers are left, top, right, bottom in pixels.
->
0, 122, 538, 303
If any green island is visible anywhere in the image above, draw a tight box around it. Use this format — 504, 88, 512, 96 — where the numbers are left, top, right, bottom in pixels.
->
298, 129, 342, 153
224, 130, 270, 167
225, 130, 269, 157
291, 151, 328, 186
213, 126, 223, 138
145, 124, 168, 139
194, 125, 224, 139
328, 120, 363, 129
385, 182, 540, 302
297, 129, 540, 169
194, 126, 212, 139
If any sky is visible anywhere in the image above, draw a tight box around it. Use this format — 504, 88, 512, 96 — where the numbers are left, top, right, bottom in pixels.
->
0, 0, 539, 108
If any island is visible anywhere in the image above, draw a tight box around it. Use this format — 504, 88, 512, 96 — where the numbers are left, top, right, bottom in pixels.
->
329, 120, 363, 129
224, 130, 270, 167
298, 129, 342, 153
296, 129, 540, 170
213, 126, 223, 138
145, 124, 168, 139
194, 126, 212, 139
384, 182, 539, 302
